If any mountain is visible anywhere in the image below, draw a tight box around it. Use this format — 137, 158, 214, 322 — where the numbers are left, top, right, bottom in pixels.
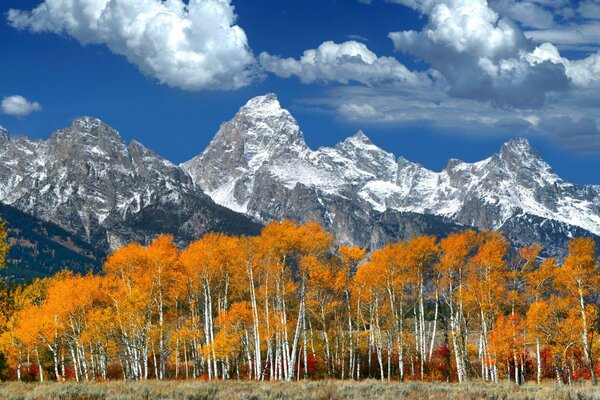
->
0, 117, 262, 273
183, 94, 600, 254
1, 94, 598, 276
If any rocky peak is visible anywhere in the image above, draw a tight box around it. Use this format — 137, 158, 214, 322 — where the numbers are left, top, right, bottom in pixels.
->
492, 137, 558, 184
191, 94, 309, 176
500, 137, 534, 153
50, 116, 124, 145
181, 94, 600, 250
330, 131, 397, 183
336, 131, 386, 155
47, 117, 129, 164
496, 138, 547, 167
347, 130, 372, 145
241, 93, 281, 112
230, 94, 307, 154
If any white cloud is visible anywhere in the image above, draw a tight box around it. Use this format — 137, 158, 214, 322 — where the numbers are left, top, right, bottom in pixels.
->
568, 52, 600, 87
388, 0, 571, 108
489, 0, 554, 29
339, 103, 385, 120
1, 95, 42, 117
8, 0, 257, 91
259, 41, 428, 87
309, 0, 600, 150
525, 22, 600, 51
527, 43, 600, 87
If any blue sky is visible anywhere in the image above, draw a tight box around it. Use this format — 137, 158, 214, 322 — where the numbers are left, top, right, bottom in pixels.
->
1, 0, 599, 184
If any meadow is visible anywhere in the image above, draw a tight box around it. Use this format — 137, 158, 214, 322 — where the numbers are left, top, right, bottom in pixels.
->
0, 380, 598, 400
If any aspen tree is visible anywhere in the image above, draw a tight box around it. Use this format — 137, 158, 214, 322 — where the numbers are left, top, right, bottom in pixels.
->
467, 232, 509, 383
521, 246, 554, 384
404, 235, 438, 380
436, 231, 479, 383
337, 245, 366, 379
555, 238, 599, 385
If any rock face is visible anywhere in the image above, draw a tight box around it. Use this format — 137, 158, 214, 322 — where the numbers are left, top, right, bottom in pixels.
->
0, 117, 261, 257
183, 94, 600, 254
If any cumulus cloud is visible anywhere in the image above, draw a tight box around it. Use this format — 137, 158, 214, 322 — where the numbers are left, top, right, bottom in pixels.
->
388, 0, 572, 108
308, 0, 600, 151
8, 0, 257, 91
259, 41, 428, 87
1, 95, 42, 117
527, 43, 600, 87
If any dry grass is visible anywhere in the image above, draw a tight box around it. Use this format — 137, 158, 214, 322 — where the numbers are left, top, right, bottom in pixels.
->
0, 380, 597, 400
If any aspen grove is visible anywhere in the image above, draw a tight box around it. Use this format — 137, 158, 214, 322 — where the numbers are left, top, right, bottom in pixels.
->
1, 220, 599, 385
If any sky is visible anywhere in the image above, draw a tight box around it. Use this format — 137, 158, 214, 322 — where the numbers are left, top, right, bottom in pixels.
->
0, 0, 599, 184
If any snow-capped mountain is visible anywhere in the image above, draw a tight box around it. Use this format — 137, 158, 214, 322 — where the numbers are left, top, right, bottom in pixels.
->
183, 94, 600, 253
1, 94, 597, 273
0, 117, 260, 255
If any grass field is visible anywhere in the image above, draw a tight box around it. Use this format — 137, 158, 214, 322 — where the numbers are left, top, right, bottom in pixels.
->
0, 380, 598, 400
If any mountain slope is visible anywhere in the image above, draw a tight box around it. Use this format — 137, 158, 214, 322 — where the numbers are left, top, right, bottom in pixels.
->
0, 202, 102, 281
183, 94, 600, 253
0, 118, 261, 257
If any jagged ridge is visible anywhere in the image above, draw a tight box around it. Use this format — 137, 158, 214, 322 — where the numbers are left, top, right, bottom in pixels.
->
183, 94, 600, 252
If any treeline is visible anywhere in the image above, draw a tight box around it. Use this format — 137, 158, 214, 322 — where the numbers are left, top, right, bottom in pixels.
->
0, 220, 599, 385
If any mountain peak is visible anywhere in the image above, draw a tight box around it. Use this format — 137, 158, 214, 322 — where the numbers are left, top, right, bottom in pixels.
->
72, 116, 104, 129
348, 130, 372, 145
229, 93, 306, 153
497, 137, 549, 169
182, 93, 308, 204
242, 93, 282, 113
338, 131, 380, 151
51, 116, 124, 144
499, 138, 538, 158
